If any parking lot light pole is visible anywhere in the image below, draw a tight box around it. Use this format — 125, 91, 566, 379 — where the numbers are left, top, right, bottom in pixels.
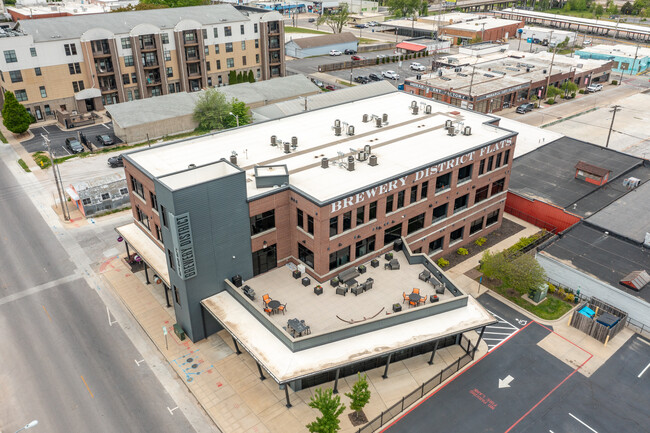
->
14, 420, 38, 433
229, 112, 239, 128
605, 105, 621, 148
42, 134, 70, 221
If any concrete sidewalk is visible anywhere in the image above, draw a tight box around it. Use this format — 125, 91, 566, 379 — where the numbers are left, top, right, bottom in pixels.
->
100, 253, 487, 433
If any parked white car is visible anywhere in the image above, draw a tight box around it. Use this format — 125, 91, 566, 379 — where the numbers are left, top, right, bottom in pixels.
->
410, 62, 426, 72
586, 83, 603, 92
382, 70, 400, 80
329, 49, 342, 56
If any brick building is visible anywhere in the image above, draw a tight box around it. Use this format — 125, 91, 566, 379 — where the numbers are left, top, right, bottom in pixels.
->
0, 5, 285, 121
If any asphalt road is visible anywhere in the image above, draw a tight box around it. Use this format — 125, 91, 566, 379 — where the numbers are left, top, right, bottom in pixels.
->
0, 156, 197, 433
22, 122, 121, 156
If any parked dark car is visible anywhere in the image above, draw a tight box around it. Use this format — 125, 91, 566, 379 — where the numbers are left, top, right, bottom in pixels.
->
65, 137, 84, 154
308, 18, 316, 23
516, 103, 534, 114
107, 154, 124, 168
96, 134, 114, 146
354, 76, 370, 84
325, 85, 337, 91
344, 49, 357, 55
354, 23, 368, 28
368, 73, 383, 81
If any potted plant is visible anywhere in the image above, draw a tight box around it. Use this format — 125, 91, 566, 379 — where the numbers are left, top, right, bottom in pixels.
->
331, 277, 340, 287
392, 303, 402, 312
358, 264, 367, 274
314, 285, 323, 295
384, 252, 393, 260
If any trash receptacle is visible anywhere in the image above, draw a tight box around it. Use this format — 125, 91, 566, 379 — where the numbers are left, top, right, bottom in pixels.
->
173, 323, 186, 341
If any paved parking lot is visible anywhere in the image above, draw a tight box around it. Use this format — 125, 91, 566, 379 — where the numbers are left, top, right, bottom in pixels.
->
21, 122, 121, 157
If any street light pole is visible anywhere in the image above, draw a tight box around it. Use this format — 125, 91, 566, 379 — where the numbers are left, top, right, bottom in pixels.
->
42, 134, 70, 221
229, 112, 239, 127
605, 105, 621, 148
14, 420, 38, 433
529, 34, 535, 53
544, 46, 557, 100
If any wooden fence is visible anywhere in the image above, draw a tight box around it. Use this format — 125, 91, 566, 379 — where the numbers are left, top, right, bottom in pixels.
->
569, 298, 628, 344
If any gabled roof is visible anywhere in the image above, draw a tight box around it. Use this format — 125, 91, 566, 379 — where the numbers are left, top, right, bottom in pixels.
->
621, 270, 650, 291
396, 42, 427, 51
575, 161, 610, 177
290, 32, 357, 49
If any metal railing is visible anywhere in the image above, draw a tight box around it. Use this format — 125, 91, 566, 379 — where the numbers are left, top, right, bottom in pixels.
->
356, 335, 476, 433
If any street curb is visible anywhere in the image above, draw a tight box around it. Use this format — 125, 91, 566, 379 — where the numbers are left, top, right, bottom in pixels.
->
541, 107, 598, 128
483, 290, 580, 326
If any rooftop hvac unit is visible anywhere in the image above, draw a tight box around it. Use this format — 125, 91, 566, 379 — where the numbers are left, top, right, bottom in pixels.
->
411, 101, 417, 108
334, 119, 341, 127
321, 158, 329, 169
375, 117, 382, 128
438, 69, 443, 76
284, 142, 290, 154
447, 125, 457, 136
363, 113, 369, 122
463, 126, 472, 136
357, 151, 368, 161
230, 153, 237, 165
382, 113, 388, 124
364, 144, 372, 154
425, 105, 432, 114
445, 119, 453, 128
623, 177, 641, 189
347, 125, 355, 136
270, 135, 277, 146
369, 154, 378, 166
411, 105, 419, 115
334, 125, 342, 136
347, 156, 355, 171
291, 136, 298, 148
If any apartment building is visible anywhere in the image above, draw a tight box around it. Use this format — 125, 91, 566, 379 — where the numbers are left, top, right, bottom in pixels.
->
0, 5, 285, 121
116, 91, 515, 343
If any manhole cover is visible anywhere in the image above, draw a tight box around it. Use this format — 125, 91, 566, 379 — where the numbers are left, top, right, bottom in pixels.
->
192, 363, 198, 369
187, 358, 193, 363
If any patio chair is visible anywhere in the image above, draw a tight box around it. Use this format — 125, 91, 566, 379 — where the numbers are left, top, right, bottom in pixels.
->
277, 303, 287, 314
413, 288, 420, 295
262, 294, 271, 307
264, 307, 273, 316
336, 286, 348, 296
409, 300, 417, 308
419, 296, 426, 305
403, 292, 409, 304
419, 270, 431, 282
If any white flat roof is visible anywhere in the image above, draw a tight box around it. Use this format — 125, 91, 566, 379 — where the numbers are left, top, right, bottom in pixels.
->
444, 17, 522, 32
202, 291, 494, 383
577, 44, 650, 59
158, 161, 240, 190
127, 92, 513, 203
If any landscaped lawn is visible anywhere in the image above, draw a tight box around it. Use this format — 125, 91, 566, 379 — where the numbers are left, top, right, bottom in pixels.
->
285, 26, 329, 35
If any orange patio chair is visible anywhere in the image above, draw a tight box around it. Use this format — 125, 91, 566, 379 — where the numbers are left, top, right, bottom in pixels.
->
409, 300, 417, 308
262, 294, 271, 307
264, 307, 273, 315
277, 303, 287, 315
413, 288, 420, 295
403, 292, 409, 304
419, 296, 426, 305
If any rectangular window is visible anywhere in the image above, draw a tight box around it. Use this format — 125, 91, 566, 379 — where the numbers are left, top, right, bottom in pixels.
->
44, 104, 51, 115
202, 29, 207, 39
9, 71, 22, 83
355, 235, 376, 259
297, 208, 304, 229
206, 61, 211, 71
495, 152, 503, 169
124, 55, 134, 67
14, 89, 27, 102
450, 227, 463, 243
136, 206, 150, 230
4, 50, 17, 63
410, 185, 418, 204
432, 203, 448, 223
240, 24, 245, 34
213, 27, 219, 38
122, 74, 130, 84
454, 194, 469, 213
478, 159, 485, 175
435, 173, 451, 192
101, 192, 111, 201
131, 72, 137, 83
329, 216, 338, 237
470, 217, 484, 235
72, 81, 80, 92
342, 211, 352, 231
149, 192, 158, 210
475, 185, 489, 204
397, 190, 405, 209
487, 155, 494, 172
420, 181, 428, 200
130, 175, 144, 197
356, 206, 365, 225
224, 26, 232, 36
155, 224, 163, 242
75, 62, 81, 74
250, 210, 275, 235
161, 205, 168, 227
134, 89, 140, 99
384, 223, 403, 245
174, 286, 181, 305
486, 209, 500, 226
214, 44, 220, 54
166, 67, 173, 77
30, 47, 37, 57
242, 56, 246, 66
161, 33, 169, 44
121, 37, 131, 49
407, 213, 425, 234
204, 46, 209, 56
254, 23, 258, 33
164, 50, 171, 61
168, 250, 175, 270
127, 90, 133, 101
69, 63, 76, 74
503, 149, 511, 166
65, 43, 77, 55
216, 60, 221, 70
369, 201, 377, 220
491, 178, 505, 195
255, 39, 260, 48
35, 67, 42, 76
458, 163, 473, 183
226, 58, 234, 68
307, 215, 314, 235
298, 243, 314, 269
329, 246, 350, 271
428, 237, 443, 254
225, 42, 233, 53
256, 53, 260, 64
39, 86, 46, 98
241, 41, 246, 50
385, 194, 394, 213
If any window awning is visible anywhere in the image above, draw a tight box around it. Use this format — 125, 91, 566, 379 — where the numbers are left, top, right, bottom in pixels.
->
65, 187, 79, 201
396, 42, 427, 52
74, 88, 101, 101
116, 223, 170, 286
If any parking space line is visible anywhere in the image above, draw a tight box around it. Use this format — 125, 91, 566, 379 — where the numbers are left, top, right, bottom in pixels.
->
638, 362, 650, 378
488, 326, 519, 330
568, 413, 598, 433
638, 337, 650, 347
483, 331, 516, 335
102, 123, 110, 129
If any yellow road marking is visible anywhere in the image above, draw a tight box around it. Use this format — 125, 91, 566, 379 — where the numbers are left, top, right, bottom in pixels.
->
42, 305, 52, 321
81, 375, 94, 398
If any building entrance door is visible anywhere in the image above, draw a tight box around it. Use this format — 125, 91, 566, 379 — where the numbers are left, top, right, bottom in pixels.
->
85, 98, 95, 112
252, 244, 277, 276
34, 107, 43, 120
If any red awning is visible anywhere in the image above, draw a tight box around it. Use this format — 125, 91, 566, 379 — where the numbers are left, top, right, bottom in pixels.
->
396, 42, 426, 52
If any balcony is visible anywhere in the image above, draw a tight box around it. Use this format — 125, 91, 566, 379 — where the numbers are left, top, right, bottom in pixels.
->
96, 67, 114, 76
145, 77, 162, 86
100, 85, 117, 93
185, 54, 200, 62
187, 69, 201, 77
93, 48, 111, 58
143, 60, 159, 68
140, 42, 157, 51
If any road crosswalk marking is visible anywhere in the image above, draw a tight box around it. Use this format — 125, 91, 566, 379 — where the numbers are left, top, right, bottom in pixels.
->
478, 309, 520, 351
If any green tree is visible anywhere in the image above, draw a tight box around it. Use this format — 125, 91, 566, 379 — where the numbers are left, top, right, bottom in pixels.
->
546, 85, 562, 102
561, 80, 578, 97
469, 35, 483, 44
247, 70, 255, 83
388, 0, 421, 17
307, 388, 346, 433
607, 0, 619, 14
193, 88, 230, 131
506, 254, 547, 296
2, 91, 32, 134
594, 4, 605, 17
236, 71, 243, 83
228, 70, 237, 84
317, 4, 351, 34
345, 373, 371, 422
223, 99, 251, 128
480, 250, 510, 281
621, 1, 633, 14
557, 36, 570, 49
111, 3, 168, 12
139, 0, 208, 8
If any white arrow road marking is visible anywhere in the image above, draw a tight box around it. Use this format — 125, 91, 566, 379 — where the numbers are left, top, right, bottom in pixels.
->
498, 375, 514, 388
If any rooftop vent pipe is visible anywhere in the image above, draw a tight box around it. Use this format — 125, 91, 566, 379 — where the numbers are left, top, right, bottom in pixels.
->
284, 142, 290, 154
375, 117, 382, 128
347, 125, 355, 136
369, 155, 378, 166
382, 113, 388, 123
321, 158, 329, 169
270, 135, 277, 146
347, 156, 355, 171
363, 114, 369, 122
188, 163, 196, 169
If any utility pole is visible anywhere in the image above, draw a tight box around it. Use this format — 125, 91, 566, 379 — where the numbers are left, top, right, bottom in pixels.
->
42, 134, 70, 221
544, 46, 557, 100
631, 44, 640, 76
529, 34, 535, 53
605, 105, 621, 148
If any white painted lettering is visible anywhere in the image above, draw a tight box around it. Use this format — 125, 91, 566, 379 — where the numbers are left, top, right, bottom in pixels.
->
415, 170, 425, 181
387, 180, 398, 191
366, 187, 378, 199
343, 197, 355, 209
331, 201, 342, 213
379, 184, 388, 194
398, 176, 407, 187
355, 193, 365, 204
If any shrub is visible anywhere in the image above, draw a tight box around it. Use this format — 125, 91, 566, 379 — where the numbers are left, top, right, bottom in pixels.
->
546, 99, 556, 105
457, 247, 469, 256
565, 293, 575, 303
611, 80, 618, 85
534, 102, 539, 108
475, 237, 487, 247
547, 282, 556, 293
376, 58, 379, 65
558, 288, 566, 298
437, 258, 449, 267
579, 89, 585, 94
571, 92, 576, 98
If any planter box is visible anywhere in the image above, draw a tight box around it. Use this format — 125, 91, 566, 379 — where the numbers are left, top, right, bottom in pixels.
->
430, 295, 439, 303
302, 277, 311, 287
371, 259, 380, 268
384, 253, 393, 260
331, 278, 339, 287
392, 303, 402, 313
314, 286, 323, 296
358, 266, 366, 274
292, 270, 301, 279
